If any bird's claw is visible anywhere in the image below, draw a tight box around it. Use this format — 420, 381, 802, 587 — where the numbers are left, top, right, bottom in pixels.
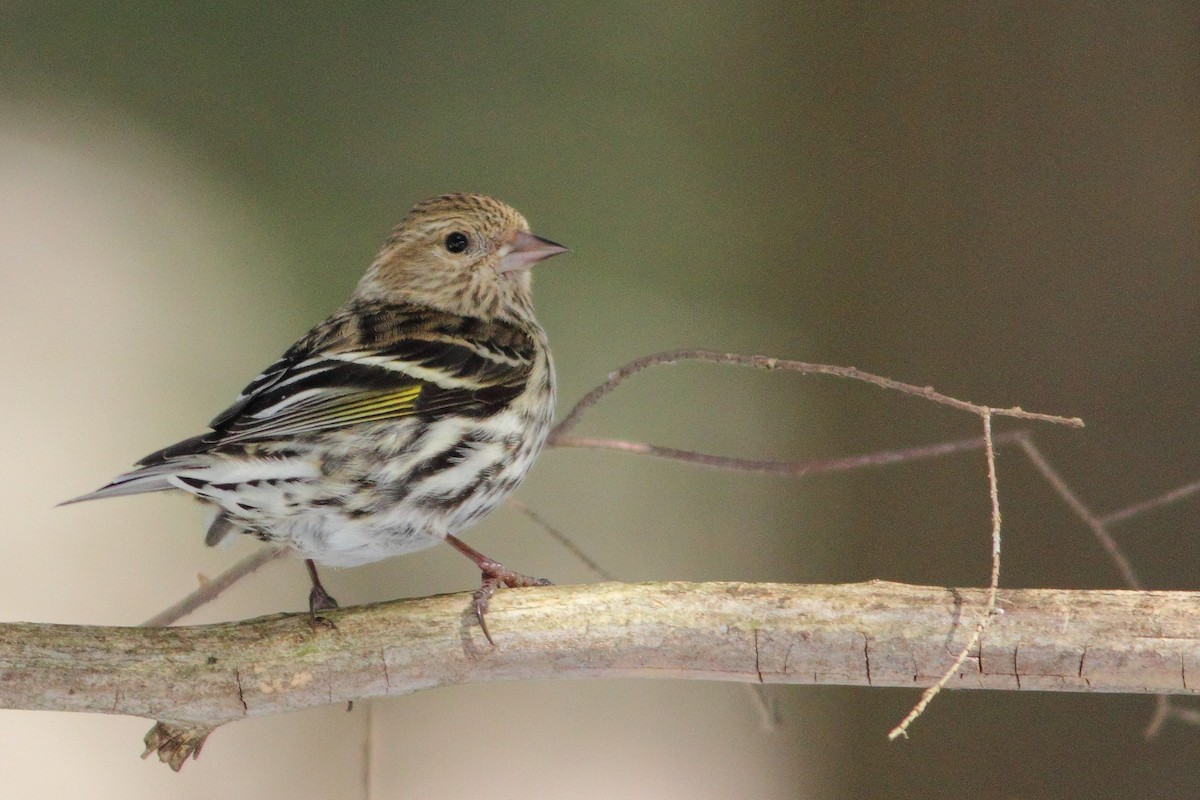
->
472, 563, 552, 645
308, 585, 339, 630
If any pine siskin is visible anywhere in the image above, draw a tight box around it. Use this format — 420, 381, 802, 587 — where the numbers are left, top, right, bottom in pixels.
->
66, 193, 567, 638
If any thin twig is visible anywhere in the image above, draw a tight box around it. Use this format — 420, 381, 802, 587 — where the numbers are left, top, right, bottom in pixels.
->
1145, 695, 1172, 738
889, 410, 1004, 739
507, 499, 617, 582
511, 492, 782, 730
1007, 437, 1189, 736
1017, 438, 1142, 590
1163, 705, 1200, 726
552, 431, 1028, 476
142, 547, 289, 627
748, 685, 782, 730
1099, 478, 1200, 526
551, 346, 1075, 746
550, 349, 1083, 443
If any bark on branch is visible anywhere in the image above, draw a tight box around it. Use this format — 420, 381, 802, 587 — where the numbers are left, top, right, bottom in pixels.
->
2, 580, 1196, 769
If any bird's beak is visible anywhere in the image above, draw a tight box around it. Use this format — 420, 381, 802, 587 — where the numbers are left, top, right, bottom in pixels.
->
496, 231, 569, 273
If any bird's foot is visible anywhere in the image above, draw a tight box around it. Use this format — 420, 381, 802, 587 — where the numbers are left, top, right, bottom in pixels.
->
307, 585, 339, 630
305, 558, 339, 629
444, 533, 551, 644
472, 559, 552, 645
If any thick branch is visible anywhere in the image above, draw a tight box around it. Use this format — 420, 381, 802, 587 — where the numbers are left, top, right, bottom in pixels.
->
2, 581, 1197, 767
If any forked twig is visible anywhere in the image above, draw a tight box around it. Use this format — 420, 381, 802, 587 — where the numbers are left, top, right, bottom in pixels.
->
1016, 438, 1142, 590
550, 349, 1083, 444
1008, 436, 1200, 737
549, 348, 1083, 738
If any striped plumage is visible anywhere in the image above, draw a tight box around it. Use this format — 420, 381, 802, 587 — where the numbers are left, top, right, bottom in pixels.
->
67, 194, 565, 628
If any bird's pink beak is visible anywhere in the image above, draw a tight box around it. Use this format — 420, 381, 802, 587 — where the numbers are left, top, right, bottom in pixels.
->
496, 231, 569, 273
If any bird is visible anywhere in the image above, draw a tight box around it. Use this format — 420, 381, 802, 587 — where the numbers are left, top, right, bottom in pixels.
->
65, 193, 567, 639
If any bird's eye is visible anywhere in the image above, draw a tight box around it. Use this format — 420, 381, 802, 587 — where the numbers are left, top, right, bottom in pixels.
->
444, 231, 470, 254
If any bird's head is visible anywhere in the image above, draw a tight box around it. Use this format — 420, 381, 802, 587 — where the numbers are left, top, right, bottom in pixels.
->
356, 193, 567, 321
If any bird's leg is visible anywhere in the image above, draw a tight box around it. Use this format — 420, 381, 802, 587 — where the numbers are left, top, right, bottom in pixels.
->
305, 558, 339, 625
444, 533, 551, 645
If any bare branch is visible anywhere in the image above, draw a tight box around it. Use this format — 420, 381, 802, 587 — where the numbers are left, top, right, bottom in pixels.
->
142, 547, 290, 628
1017, 438, 1142, 590
550, 349, 1083, 442
3, 581, 1198, 770
1099, 478, 1200, 526
506, 499, 617, 581
552, 431, 1029, 476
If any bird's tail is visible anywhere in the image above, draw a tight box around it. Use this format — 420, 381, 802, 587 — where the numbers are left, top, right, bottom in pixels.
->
59, 465, 180, 506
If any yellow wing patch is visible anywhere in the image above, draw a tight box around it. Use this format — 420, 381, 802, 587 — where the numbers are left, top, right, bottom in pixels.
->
321, 386, 423, 424
224, 385, 424, 441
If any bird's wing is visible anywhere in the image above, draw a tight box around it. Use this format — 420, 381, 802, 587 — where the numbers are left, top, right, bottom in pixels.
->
136, 304, 536, 465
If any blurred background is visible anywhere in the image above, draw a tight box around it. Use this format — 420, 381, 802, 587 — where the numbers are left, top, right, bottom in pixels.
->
1, 3, 1198, 798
